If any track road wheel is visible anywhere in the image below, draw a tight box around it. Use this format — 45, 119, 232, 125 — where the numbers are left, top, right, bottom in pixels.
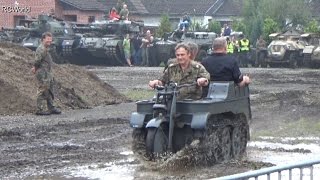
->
214, 126, 232, 162
303, 54, 312, 68
146, 126, 168, 159
231, 124, 248, 159
289, 53, 298, 69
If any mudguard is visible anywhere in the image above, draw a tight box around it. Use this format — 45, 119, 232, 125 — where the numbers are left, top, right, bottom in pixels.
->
191, 112, 210, 129
146, 117, 166, 128
130, 112, 146, 128
303, 45, 314, 54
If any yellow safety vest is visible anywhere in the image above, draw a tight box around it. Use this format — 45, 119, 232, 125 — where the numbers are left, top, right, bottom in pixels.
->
227, 42, 234, 54
240, 39, 250, 52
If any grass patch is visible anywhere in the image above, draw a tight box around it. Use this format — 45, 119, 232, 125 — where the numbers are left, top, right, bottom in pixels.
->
123, 89, 155, 101
252, 118, 320, 139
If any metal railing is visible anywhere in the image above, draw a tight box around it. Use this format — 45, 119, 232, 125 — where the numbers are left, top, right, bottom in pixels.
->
212, 159, 320, 180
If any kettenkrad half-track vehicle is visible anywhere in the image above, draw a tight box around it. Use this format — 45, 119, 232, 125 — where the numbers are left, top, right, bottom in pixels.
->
130, 81, 251, 164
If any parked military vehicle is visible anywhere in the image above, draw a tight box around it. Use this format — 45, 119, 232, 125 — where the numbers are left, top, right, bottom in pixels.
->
151, 33, 176, 66
301, 33, 320, 68
172, 30, 217, 61
263, 30, 306, 68
74, 20, 144, 65
130, 81, 251, 163
1, 14, 81, 64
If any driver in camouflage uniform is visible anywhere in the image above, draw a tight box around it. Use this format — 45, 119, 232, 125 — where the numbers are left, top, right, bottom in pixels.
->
164, 42, 199, 71
149, 43, 209, 100
32, 32, 61, 115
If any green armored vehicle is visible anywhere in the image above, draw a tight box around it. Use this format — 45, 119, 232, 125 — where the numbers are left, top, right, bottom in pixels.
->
301, 33, 320, 68
130, 81, 251, 163
171, 30, 217, 61
263, 30, 306, 68
74, 20, 144, 65
2, 15, 81, 64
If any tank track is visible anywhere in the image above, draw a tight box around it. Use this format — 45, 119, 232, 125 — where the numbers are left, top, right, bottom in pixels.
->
199, 113, 249, 165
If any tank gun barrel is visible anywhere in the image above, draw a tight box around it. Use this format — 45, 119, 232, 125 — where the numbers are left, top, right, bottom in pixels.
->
1, 27, 37, 33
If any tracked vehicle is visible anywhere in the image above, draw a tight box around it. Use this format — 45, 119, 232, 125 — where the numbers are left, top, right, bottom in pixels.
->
1, 15, 81, 64
301, 33, 320, 68
74, 20, 144, 65
130, 81, 251, 163
263, 30, 306, 68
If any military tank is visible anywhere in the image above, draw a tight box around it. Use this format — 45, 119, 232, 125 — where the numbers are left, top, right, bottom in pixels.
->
171, 30, 217, 61
73, 20, 144, 65
301, 33, 320, 69
262, 30, 306, 68
130, 81, 251, 163
151, 33, 176, 66
1, 14, 81, 64
152, 30, 217, 66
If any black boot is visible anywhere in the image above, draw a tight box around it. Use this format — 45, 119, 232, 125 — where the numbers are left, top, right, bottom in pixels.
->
50, 108, 61, 114
35, 110, 51, 116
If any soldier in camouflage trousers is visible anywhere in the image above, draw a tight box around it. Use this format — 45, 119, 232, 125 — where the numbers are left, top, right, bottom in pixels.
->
149, 43, 210, 100
32, 32, 61, 115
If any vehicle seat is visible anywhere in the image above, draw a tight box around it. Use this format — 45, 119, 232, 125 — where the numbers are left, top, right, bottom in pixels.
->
206, 82, 232, 101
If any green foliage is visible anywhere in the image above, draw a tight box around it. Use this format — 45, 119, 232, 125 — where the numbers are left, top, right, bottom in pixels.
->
305, 19, 320, 33
232, 20, 247, 34
207, 21, 221, 34
263, 18, 280, 43
190, 20, 206, 31
156, 14, 172, 38
258, 0, 311, 29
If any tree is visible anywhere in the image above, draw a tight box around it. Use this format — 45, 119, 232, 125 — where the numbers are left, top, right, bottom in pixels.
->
207, 20, 221, 34
263, 18, 280, 43
232, 20, 247, 34
258, 0, 311, 29
305, 19, 320, 33
156, 14, 172, 38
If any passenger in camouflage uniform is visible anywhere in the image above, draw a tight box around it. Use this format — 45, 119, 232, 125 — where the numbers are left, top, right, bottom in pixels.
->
32, 32, 61, 115
149, 43, 209, 100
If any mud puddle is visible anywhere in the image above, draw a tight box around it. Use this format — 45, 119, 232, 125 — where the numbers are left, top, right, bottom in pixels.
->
39, 136, 320, 180
64, 151, 136, 180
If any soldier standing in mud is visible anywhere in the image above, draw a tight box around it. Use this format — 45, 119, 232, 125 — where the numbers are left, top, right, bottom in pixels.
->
149, 43, 210, 100
255, 35, 267, 65
32, 32, 61, 115
140, 30, 154, 66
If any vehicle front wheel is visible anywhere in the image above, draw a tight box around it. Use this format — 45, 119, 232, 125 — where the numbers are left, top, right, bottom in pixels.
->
146, 125, 168, 158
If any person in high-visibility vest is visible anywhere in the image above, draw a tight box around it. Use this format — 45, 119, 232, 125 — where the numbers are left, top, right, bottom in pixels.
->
238, 34, 250, 67
226, 37, 234, 54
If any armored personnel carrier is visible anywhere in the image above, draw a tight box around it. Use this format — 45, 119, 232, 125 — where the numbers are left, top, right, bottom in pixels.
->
1, 15, 81, 64
263, 30, 306, 68
74, 20, 144, 65
130, 81, 251, 163
301, 33, 320, 68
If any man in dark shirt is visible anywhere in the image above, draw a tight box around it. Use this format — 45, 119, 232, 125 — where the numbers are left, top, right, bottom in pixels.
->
202, 37, 250, 87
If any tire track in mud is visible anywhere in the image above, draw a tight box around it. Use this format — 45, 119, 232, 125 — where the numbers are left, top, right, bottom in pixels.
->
0, 117, 131, 178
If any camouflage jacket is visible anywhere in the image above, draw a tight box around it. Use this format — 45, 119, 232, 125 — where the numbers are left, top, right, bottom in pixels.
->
34, 44, 53, 85
159, 61, 210, 100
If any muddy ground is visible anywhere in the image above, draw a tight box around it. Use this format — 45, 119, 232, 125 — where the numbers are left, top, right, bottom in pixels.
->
1, 66, 320, 179
0, 42, 128, 116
